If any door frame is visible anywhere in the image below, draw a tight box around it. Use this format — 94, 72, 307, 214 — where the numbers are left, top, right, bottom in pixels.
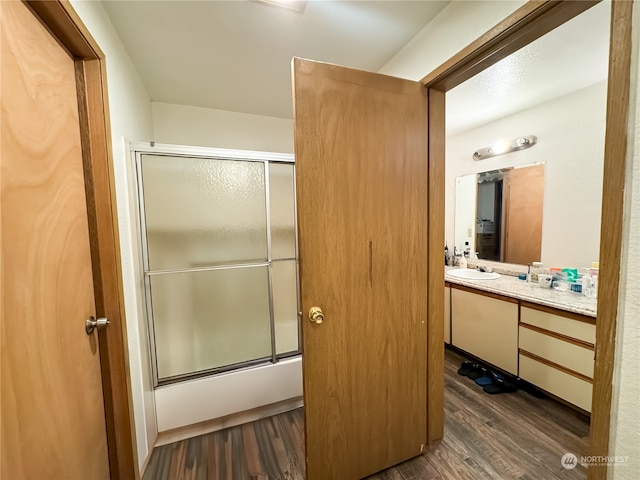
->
24, 1, 137, 478
422, 1, 632, 479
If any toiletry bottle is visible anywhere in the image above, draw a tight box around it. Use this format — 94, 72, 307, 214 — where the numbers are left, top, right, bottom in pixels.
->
549, 267, 562, 289
458, 255, 467, 269
531, 262, 543, 283
444, 243, 451, 266
526, 264, 531, 283
463, 241, 470, 258
584, 262, 599, 298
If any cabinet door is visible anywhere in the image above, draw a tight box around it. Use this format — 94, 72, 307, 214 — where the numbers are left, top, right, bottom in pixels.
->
451, 288, 518, 374
444, 286, 451, 344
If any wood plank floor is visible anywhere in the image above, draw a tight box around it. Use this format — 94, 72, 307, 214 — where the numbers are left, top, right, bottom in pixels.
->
143, 349, 589, 480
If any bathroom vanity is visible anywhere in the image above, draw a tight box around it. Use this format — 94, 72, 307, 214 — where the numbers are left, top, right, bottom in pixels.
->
444, 267, 596, 413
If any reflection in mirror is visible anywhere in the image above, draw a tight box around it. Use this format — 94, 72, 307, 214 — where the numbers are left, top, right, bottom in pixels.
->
455, 163, 544, 265
445, 1, 609, 270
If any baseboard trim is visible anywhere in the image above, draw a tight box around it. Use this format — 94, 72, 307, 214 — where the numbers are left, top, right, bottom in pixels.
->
139, 447, 154, 478
154, 396, 304, 447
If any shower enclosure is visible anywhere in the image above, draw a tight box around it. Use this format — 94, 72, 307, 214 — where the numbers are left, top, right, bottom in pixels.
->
133, 145, 299, 386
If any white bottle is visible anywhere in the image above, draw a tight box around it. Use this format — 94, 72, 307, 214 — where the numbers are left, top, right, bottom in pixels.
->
458, 256, 467, 269
583, 263, 599, 298
531, 262, 544, 283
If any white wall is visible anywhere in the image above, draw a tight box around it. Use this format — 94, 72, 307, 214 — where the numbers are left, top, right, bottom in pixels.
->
446, 81, 607, 268
454, 174, 477, 252
608, 4, 640, 477
69, 1, 156, 473
379, 1, 525, 80
152, 102, 294, 153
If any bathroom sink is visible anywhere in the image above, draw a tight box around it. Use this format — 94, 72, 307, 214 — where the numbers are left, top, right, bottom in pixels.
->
447, 269, 501, 280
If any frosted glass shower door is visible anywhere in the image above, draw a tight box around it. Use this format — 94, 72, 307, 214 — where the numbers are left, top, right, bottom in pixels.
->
269, 163, 299, 354
141, 155, 268, 269
137, 152, 299, 384
139, 154, 270, 381
150, 267, 272, 379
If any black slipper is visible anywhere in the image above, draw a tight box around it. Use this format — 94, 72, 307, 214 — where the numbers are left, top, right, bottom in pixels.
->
467, 365, 487, 380
493, 376, 517, 393
483, 371, 518, 394
483, 383, 503, 394
457, 361, 475, 376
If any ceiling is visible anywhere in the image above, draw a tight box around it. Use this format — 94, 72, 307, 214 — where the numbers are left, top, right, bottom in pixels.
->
102, 0, 610, 133
446, 0, 610, 135
102, 0, 449, 119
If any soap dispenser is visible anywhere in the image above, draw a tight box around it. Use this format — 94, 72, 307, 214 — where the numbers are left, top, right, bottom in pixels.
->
458, 255, 467, 269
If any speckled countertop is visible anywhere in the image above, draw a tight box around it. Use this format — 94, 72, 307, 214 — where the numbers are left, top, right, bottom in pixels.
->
445, 266, 597, 318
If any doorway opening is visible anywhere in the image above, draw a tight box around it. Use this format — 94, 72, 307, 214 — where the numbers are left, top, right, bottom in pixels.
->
426, 1, 631, 479
444, 0, 608, 400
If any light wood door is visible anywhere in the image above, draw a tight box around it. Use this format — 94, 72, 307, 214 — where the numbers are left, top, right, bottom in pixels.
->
1, 2, 110, 478
292, 58, 429, 479
502, 164, 544, 264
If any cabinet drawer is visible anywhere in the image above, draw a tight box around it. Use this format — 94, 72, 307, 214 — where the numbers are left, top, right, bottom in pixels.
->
521, 306, 595, 344
519, 326, 594, 378
519, 355, 592, 412
451, 288, 518, 374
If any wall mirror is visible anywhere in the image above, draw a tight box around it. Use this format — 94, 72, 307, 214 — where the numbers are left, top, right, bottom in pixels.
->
445, 1, 609, 270
454, 163, 544, 265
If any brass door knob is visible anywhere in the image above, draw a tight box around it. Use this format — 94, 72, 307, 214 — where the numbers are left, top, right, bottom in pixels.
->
308, 307, 324, 324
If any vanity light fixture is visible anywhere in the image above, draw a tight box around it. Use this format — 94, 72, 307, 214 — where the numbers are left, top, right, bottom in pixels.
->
251, 0, 308, 14
473, 135, 537, 161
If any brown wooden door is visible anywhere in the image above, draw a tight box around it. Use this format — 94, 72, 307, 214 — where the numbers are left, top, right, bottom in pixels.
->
292, 58, 429, 479
1, 1, 110, 478
502, 164, 545, 265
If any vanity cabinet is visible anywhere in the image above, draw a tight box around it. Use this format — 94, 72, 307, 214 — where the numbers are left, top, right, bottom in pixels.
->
446, 277, 596, 413
451, 286, 518, 374
444, 285, 451, 344
518, 303, 595, 412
